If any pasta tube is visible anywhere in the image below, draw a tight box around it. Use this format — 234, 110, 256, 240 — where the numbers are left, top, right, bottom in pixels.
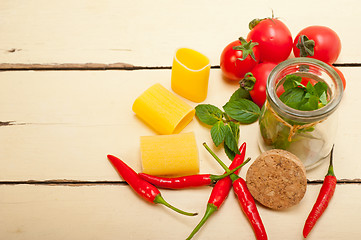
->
140, 132, 199, 176
132, 83, 195, 134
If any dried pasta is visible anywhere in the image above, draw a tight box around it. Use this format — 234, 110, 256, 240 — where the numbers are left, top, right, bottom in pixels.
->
140, 132, 199, 176
132, 83, 195, 134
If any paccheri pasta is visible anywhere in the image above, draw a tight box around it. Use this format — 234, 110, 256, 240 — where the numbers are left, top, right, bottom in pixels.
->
140, 132, 199, 176
132, 83, 195, 134
171, 48, 210, 103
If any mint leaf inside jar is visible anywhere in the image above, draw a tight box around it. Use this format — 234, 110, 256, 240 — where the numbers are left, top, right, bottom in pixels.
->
279, 74, 329, 111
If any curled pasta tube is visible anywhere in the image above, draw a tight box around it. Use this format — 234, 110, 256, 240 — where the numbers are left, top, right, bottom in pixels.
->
171, 48, 210, 103
132, 83, 195, 134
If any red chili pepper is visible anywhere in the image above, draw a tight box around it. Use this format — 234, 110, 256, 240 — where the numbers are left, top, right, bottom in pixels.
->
232, 177, 268, 240
186, 142, 247, 240
139, 173, 212, 189
204, 143, 268, 240
138, 162, 249, 189
107, 154, 197, 216
303, 146, 337, 238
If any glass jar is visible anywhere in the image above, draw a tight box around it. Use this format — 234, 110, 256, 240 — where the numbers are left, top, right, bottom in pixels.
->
258, 58, 344, 170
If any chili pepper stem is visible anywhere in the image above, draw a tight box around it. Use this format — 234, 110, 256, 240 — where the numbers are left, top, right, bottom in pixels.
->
203, 142, 230, 171
186, 203, 218, 240
154, 195, 197, 216
211, 158, 251, 181
203, 142, 250, 182
327, 145, 335, 177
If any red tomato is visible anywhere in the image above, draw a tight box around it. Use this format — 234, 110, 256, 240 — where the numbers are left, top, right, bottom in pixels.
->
293, 26, 341, 64
220, 38, 260, 81
247, 18, 293, 63
249, 62, 277, 108
330, 65, 346, 90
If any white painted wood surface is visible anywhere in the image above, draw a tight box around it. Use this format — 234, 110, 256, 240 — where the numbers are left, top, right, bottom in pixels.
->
0, 0, 360, 65
1, 1, 360, 239
0, 184, 359, 240
0, 69, 359, 181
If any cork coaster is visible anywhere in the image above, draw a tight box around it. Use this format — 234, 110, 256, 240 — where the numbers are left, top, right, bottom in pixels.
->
246, 149, 307, 210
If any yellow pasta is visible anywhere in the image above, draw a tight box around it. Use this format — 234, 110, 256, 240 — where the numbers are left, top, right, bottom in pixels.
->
140, 132, 199, 176
171, 48, 210, 103
132, 83, 195, 134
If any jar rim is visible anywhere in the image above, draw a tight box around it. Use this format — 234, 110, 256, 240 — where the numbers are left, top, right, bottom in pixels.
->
267, 58, 344, 122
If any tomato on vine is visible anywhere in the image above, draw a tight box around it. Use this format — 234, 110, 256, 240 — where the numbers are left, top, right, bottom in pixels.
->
293, 26, 341, 64
240, 62, 277, 108
220, 37, 260, 81
247, 18, 293, 63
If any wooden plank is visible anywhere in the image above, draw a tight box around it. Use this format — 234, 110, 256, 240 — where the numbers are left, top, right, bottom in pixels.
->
0, 68, 359, 181
0, 183, 359, 239
0, 63, 136, 71
0, 0, 359, 66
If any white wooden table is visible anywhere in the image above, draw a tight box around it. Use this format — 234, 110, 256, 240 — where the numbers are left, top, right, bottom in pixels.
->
1, 1, 360, 239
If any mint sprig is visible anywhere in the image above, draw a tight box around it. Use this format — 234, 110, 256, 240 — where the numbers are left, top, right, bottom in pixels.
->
195, 89, 260, 160
279, 75, 328, 111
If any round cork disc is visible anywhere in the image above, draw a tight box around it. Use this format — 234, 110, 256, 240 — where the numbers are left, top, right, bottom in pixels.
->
246, 149, 307, 210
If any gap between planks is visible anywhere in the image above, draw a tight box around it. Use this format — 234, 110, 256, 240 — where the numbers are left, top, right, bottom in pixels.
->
0, 179, 360, 187
0, 63, 170, 71
0, 63, 360, 71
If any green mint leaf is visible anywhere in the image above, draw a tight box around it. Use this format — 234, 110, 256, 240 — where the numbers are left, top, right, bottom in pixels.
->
305, 81, 317, 97
319, 91, 327, 106
314, 82, 328, 98
228, 121, 240, 142
210, 121, 227, 147
279, 87, 306, 109
280, 75, 329, 111
223, 99, 260, 124
224, 123, 240, 155
224, 144, 236, 160
283, 74, 302, 91
224, 121, 240, 160
195, 104, 223, 125
299, 95, 319, 111
229, 87, 251, 102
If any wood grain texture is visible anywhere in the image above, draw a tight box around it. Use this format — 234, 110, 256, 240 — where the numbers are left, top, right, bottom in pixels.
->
0, 0, 360, 66
0, 184, 359, 240
0, 68, 359, 181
